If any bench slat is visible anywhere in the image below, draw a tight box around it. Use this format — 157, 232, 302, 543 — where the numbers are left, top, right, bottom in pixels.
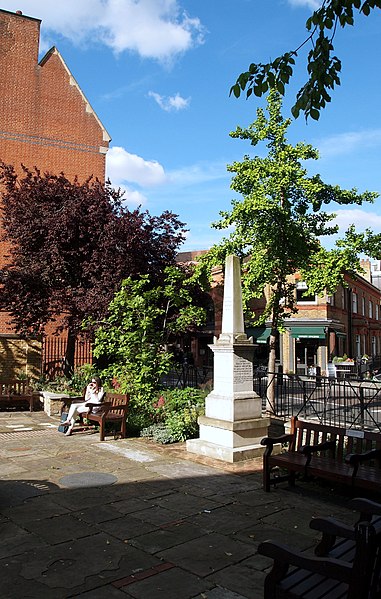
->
70, 392, 129, 441
259, 517, 380, 599
262, 416, 381, 493
0, 380, 34, 411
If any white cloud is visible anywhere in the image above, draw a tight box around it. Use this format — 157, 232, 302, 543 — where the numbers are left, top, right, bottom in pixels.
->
106, 146, 166, 187
287, 0, 321, 9
315, 129, 381, 158
320, 208, 381, 249
179, 228, 227, 252
117, 184, 147, 206
331, 209, 381, 233
148, 91, 190, 111
1, 0, 205, 62
167, 161, 230, 186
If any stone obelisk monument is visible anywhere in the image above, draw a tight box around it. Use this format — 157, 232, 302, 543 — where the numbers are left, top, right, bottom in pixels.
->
187, 255, 270, 462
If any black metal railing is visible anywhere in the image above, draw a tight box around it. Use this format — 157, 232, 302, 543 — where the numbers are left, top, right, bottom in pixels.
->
161, 365, 213, 390
254, 373, 381, 433
162, 366, 381, 433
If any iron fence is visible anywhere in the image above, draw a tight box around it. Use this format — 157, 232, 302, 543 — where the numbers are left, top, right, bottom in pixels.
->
161, 365, 213, 390
255, 373, 381, 433
162, 366, 381, 433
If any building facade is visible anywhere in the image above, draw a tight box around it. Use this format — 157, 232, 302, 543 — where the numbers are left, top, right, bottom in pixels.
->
248, 265, 381, 377
0, 9, 110, 377
277, 271, 381, 376
178, 252, 381, 378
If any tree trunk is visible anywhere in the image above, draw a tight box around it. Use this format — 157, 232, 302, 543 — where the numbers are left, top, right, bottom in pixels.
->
266, 332, 277, 413
63, 329, 76, 378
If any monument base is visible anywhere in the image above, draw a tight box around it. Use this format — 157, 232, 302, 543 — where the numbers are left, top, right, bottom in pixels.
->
186, 415, 270, 463
186, 438, 265, 463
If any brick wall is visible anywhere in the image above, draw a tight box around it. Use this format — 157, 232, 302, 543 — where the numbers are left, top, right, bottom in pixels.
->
0, 9, 110, 377
0, 9, 110, 271
0, 336, 41, 379
0, 10, 109, 181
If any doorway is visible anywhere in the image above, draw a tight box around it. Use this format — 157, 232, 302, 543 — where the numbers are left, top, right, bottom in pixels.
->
295, 339, 319, 375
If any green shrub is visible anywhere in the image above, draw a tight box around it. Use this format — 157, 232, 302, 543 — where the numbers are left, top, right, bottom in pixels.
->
140, 424, 176, 444
140, 387, 206, 443
69, 364, 100, 392
31, 364, 101, 395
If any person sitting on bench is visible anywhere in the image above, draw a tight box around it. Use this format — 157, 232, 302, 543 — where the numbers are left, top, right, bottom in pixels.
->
63, 376, 105, 436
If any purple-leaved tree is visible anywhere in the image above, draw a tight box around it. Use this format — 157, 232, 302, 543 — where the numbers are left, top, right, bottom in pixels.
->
0, 163, 187, 375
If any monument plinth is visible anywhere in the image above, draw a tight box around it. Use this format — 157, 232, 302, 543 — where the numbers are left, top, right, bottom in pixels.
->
187, 255, 270, 463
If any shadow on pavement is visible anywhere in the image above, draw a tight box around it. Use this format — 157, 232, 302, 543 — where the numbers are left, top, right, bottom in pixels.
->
0, 466, 359, 599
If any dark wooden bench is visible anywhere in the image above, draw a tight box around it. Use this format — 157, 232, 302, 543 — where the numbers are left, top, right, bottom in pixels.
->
258, 499, 381, 598
0, 380, 34, 411
261, 416, 381, 492
68, 392, 130, 441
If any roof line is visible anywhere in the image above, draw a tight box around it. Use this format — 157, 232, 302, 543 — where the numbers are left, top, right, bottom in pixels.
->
39, 46, 112, 144
0, 9, 41, 23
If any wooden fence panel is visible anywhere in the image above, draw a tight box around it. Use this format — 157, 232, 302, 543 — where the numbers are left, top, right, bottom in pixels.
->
42, 337, 92, 378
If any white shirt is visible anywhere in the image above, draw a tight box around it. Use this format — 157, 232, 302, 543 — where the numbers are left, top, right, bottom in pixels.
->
85, 385, 105, 404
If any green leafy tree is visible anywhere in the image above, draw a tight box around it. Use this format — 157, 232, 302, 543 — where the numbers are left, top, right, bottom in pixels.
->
91, 267, 208, 428
231, 0, 381, 120
202, 90, 380, 410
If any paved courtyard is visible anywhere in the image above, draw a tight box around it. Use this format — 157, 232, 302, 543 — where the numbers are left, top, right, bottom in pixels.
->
0, 410, 361, 598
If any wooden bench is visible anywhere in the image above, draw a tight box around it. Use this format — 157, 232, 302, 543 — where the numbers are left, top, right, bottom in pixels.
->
261, 416, 381, 492
0, 380, 34, 412
258, 508, 381, 599
68, 392, 130, 441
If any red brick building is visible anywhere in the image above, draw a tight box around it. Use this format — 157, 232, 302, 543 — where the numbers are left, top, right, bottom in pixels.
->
0, 9, 110, 377
178, 252, 381, 377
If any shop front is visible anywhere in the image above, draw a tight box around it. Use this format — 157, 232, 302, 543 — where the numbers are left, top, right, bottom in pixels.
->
290, 326, 326, 376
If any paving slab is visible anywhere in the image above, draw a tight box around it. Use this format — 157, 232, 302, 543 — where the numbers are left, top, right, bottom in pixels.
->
0, 410, 370, 598
23, 512, 96, 544
73, 586, 128, 598
206, 562, 267, 599
21, 533, 161, 591
193, 589, 248, 599
0, 520, 48, 559
95, 514, 159, 540
157, 532, 256, 578
128, 520, 206, 554
118, 565, 213, 599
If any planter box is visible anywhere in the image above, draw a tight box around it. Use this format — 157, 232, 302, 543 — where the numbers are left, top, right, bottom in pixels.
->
41, 391, 75, 417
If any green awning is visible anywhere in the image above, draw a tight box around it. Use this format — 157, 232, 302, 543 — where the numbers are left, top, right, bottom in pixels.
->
291, 326, 326, 339
246, 327, 271, 344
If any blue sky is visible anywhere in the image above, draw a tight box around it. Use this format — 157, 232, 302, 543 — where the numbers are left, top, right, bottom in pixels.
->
2, 0, 381, 252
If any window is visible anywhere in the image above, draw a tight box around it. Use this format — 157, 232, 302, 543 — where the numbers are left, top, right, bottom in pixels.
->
356, 334, 361, 358
369, 301, 373, 319
372, 336, 376, 357
296, 282, 316, 303
377, 304, 380, 321
352, 293, 358, 313
361, 296, 366, 316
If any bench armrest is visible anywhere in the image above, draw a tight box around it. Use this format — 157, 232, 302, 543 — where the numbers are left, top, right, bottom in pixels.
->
261, 434, 294, 452
310, 516, 356, 555
310, 516, 356, 539
258, 540, 352, 582
86, 402, 112, 415
299, 440, 336, 456
345, 448, 381, 467
350, 497, 381, 518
